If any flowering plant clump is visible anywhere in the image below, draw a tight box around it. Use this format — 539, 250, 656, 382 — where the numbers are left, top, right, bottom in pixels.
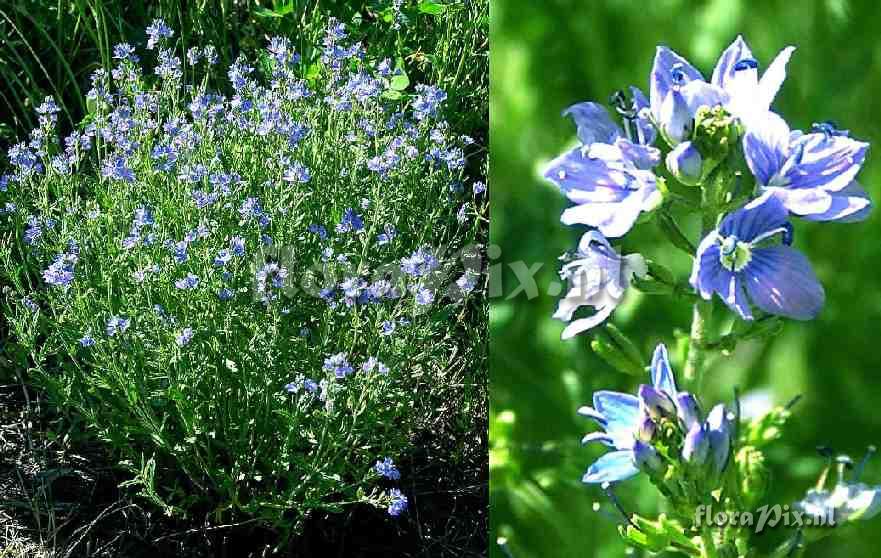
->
544, 36, 875, 556
0, 17, 485, 533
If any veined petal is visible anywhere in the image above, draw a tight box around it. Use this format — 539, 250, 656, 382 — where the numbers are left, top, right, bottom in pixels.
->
582, 449, 640, 484
726, 275, 754, 321
650, 46, 704, 121
577, 405, 606, 424
719, 191, 789, 243
681, 80, 729, 115
593, 391, 641, 434
543, 147, 630, 202
563, 102, 622, 145
785, 133, 870, 192
800, 181, 872, 222
711, 35, 755, 89
561, 186, 647, 238
766, 187, 833, 217
743, 112, 791, 186
745, 246, 825, 320
650, 343, 677, 395
757, 46, 796, 111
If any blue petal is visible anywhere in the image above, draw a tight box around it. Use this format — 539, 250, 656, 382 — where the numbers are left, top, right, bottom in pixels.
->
743, 112, 790, 186
543, 147, 629, 202
719, 192, 789, 242
560, 185, 649, 238
690, 234, 734, 301
728, 276, 754, 321
650, 46, 704, 121
582, 450, 640, 484
562, 102, 622, 146
681, 80, 729, 115
650, 343, 677, 395
582, 432, 614, 446
593, 391, 640, 434
785, 133, 869, 192
800, 181, 872, 222
745, 246, 825, 320
711, 35, 754, 89
629, 86, 657, 145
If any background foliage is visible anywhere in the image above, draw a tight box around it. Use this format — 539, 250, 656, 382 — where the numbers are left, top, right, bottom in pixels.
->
490, 0, 881, 557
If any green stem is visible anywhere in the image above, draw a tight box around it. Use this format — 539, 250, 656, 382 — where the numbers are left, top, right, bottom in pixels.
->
701, 526, 720, 558
683, 299, 712, 386
684, 183, 719, 388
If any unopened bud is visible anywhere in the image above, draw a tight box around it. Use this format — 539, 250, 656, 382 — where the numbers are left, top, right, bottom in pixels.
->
707, 404, 732, 477
660, 88, 692, 145
634, 440, 664, 473
676, 392, 701, 431
637, 413, 657, 442
682, 422, 710, 465
665, 141, 703, 186
638, 384, 676, 419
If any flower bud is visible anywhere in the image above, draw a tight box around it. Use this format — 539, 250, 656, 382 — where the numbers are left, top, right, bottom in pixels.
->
637, 412, 657, 442
707, 404, 732, 477
659, 88, 692, 146
634, 440, 664, 473
638, 384, 676, 419
682, 422, 709, 465
665, 141, 703, 186
675, 392, 701, 431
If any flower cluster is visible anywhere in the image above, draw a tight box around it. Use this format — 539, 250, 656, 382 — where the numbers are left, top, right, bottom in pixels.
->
581, 345, 732, 488
545, 36, 870, 335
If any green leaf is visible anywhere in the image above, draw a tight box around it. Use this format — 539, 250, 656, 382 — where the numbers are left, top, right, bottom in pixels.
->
254, 3, 294, 18
390, 73, 410, 91
418, 1, 447, 15
382, 89, 403, 101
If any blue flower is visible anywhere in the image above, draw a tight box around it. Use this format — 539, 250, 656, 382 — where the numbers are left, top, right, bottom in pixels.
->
401, 247, 438, 277
323, 352, 353, 378
79, 334, 96, 347
101, 155, 135, 182
387, 488, 408, 517
174, 273, 200, 290
412, 85, 447, 121
335, 208, 364, 233
553, 231, 647, 339
43, 252, 78, 288
176, 327, 194, 347
146, 19, 173, 50
376, 224, 397, 245
690, 192, 824, 320
255, 263, 288, 302
414, 287, 435, 306
581, 345, 683, 484
374, 457, 401, 480
743, 112, 871, 222
544, 89, 662, 237
230, 236, 246, 257
362, 357, 389, 375
112, 43, 139, 63
650, 36, 793, 133
710, 36, 795, 129
105, 316, 130, 337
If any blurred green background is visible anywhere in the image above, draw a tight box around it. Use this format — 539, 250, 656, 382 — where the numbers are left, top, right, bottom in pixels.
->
490, 0, 881, 557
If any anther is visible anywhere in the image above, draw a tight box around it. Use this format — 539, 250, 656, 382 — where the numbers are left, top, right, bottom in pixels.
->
733, 58, 759, 72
